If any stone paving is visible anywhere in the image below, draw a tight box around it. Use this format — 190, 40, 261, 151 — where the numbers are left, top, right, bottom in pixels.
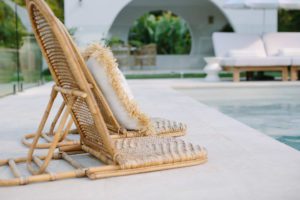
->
0, 80, 300, 200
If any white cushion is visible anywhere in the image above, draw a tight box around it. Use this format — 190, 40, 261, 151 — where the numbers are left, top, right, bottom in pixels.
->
228, 50, 264, 58
279, 48, 300, 57
212, 32, 266, 57
263, 33, 300, 56
220, 57, 291, 67
83, 44, 151, 130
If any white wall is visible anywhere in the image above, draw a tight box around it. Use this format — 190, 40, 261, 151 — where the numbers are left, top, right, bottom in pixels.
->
65, 0, 131, 45
65, 0, 278, 69
108, 2, 230, 67
108, 4, 229, 55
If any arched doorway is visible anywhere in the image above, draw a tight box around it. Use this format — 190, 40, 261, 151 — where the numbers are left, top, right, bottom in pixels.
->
107, 0, 234, 70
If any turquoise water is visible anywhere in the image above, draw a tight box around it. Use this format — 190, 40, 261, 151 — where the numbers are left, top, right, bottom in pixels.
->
277, 136, 300, 150
216, 100, 300, 150
178, 86, 300, 151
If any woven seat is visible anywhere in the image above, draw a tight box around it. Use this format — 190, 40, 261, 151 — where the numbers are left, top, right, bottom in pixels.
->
114, 136, 205, 169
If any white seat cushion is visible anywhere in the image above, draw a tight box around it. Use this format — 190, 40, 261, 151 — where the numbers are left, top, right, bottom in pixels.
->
221, 57, 291, 67
82, 43, 151, 131
227, 50, 264, 58
279, 48, 300, 57
212, 32, 267, 57
263, 33, 300, 56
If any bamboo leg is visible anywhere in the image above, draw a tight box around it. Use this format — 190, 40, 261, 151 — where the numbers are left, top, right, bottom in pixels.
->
233, 68, 240, 82
48, 101, 65, 136
8, 160, 22, 178
27, 95, 75, 175
1, 147, 207, 186
0, 154, 61, 166
0, 153, 72, 186
282, 67, 289, 81
59, 116, 74, 142
41, 133, 52, 143
26, 87, 58, 173
32, 156, 50, 174
87, 158, 207, 180
59, 144, 82, 152
61, 152, 84, 169
291, 66, 298, 81
0, 168, 85, 186
22, 133, 80, 149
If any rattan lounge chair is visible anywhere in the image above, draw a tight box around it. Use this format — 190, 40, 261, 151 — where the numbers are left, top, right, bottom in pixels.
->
22, 15, 186, 150
0, 0, 207, 186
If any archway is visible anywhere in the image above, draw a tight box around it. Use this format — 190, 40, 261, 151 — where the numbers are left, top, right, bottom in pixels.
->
107, 0, 234, 69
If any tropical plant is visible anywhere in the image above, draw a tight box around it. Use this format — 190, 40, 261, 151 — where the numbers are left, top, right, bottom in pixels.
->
12, 0, 64, 22
0, 1, 26, 48
0, 0, 64, 48
128, 11, 191, 55
102, 36, 125, 47
219, 23, 234, 32
278, 9, 300, 32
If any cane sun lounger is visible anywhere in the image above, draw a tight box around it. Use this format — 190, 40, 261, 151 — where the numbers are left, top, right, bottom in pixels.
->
22, 15, 187, 150
0, 0, 207, 186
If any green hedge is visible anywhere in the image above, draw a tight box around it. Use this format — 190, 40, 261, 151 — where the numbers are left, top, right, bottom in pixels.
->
278, 9, 300, 32
0, 1, 26, 48
128, 11, 192, 55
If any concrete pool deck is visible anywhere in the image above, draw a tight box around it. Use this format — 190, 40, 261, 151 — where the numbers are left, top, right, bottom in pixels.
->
1, 80, 300, 200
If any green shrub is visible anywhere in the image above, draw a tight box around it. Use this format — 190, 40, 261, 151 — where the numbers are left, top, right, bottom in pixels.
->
278, 9, 300, 32
128, 11, 191, 55
0, 1, 26, 48
12, 0, 64, 22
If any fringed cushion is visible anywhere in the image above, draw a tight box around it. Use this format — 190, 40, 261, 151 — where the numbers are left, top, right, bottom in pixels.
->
82, 43, 153, 133
114, 136, 207, 169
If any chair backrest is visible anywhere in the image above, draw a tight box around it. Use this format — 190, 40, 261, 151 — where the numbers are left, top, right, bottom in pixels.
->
57, 21, 122, 134
263, 32, 300, 56
212, 32, 266, 57
26, 0, 115, 159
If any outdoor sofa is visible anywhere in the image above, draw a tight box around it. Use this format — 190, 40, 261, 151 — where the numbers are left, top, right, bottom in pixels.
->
262, 32, 300, 81
212, 32, 290, 82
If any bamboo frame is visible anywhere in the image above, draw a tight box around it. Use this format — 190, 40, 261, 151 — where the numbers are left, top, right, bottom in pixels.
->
2, 89, 205, 186
59, 21, 187, 137
22, 87, 79, 148
0, 153, 85, 186
21, 89, 186, 149
223, 66, 289, 82
291, 66, 300, 81
22, 35, 186, 148
0, 0, 207, 186
0, 145, 207, 186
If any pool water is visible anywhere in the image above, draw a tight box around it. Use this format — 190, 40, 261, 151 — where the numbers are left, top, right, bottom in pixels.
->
178, 85, 300, 151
